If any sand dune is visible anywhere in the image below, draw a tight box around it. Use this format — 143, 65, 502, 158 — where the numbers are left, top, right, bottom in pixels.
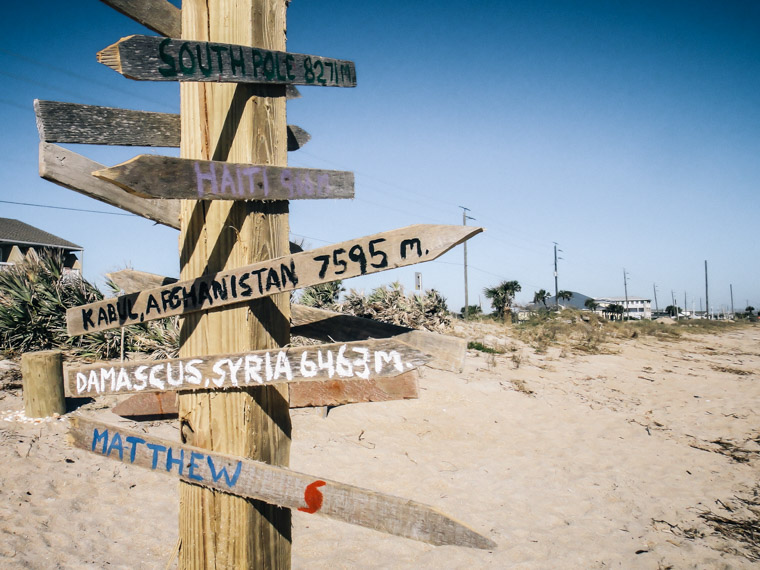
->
1, 324, 758, 568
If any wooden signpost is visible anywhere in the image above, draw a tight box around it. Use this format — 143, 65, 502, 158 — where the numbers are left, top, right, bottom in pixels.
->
104, 267, 468, 373
67, 339, 428, 397
69, 416, 495, 549
35, 100, 311, 150
66, 224, 482, 335
98, 35, 357, 87
93, 155, 354, 201
36, 0, 491, 565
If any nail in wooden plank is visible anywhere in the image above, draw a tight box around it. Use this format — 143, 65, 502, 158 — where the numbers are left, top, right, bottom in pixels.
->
94, 155, 353, 201
66, 224, 484, 335
68, 416, 496, 549
98, 35, 356, 87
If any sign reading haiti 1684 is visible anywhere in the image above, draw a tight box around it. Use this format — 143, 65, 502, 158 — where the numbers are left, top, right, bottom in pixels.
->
93, 155, 354, 201
66, 224, 483, 336
67, 339, 429, 397
97, 35, 356, 87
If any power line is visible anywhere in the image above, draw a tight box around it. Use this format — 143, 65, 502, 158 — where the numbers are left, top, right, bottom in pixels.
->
0, 199, 135, 217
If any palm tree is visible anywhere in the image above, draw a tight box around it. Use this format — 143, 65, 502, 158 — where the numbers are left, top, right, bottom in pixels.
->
605, 303, 625, 320
584, 298, 598, 311
533, 289, 550, 308
557, 290, 573, 306
483, 280, 521, 319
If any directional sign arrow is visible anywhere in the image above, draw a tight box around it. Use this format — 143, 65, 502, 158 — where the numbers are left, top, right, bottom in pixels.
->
68, 416, 495, 549
93, 155, 354, 201
66, 224, 484, 335
67, 339, 429, 397
98, 35, 357, 87
35, 100, 310, 150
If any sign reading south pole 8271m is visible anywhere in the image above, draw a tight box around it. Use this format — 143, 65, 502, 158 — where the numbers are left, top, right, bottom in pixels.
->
66, 224, 483, 336
97, 35, 356, 87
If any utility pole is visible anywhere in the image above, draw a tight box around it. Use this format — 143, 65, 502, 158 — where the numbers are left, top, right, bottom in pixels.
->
730, 284, 735, 318
554, 243, 559, 309
704, 260, 710, 320
652, 283, 659, 313
623, 269, 629, 320
672, 290, 678, 320
684, 291, 687, 318
460, 206, 474, 318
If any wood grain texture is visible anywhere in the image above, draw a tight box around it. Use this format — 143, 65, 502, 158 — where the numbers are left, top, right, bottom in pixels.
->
289, 369, 419, 407
66, 339, 428, 397
34, 100, 310, 150
177, 1, 291, 566
68, 416, 495, 549
98, 34, 356, 87
291, 305, 467, 373
99, 0, 181, 37
38, 142, 181, 228
94, 154, 353, 200
66, 224, 484, 335
21, 351, 66, 418
111, 369, 420, 416
102, 269, 464, 372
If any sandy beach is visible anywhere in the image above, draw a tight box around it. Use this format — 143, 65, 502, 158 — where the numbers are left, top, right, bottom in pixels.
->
1, 322, 758, 568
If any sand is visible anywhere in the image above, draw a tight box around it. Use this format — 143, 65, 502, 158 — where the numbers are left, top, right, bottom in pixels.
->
1, 323, 758, 568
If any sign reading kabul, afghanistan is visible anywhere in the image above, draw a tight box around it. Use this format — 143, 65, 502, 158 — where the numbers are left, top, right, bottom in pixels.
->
97, 35, 356, 87
93, 155, 354, 201
68, 416, 495, 549
68, 339, 429, 397
66, 224, 483, 335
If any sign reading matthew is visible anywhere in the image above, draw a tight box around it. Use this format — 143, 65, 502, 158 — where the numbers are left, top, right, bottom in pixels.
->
66, 224, 483, 336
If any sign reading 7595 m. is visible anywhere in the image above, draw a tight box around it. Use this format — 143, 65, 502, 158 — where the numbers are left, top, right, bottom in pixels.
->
66, 224, 483, 336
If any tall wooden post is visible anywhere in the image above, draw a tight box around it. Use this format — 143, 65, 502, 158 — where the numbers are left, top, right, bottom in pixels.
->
178, 1, 291, 567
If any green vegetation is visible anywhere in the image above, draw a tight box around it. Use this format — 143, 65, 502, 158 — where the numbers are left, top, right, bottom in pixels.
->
483, 280, 521, 319
467, 341, 504, 354
0, 250, 178, 360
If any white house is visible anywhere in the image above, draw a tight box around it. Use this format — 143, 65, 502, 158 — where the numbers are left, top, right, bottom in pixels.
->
594, 296, 652, 320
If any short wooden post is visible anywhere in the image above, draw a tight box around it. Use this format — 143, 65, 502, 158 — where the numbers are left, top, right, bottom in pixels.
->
21, 350, 66, 417
178, 0, 291, 568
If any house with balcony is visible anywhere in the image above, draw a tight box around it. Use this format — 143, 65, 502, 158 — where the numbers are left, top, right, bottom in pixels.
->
594, 296, 652, 320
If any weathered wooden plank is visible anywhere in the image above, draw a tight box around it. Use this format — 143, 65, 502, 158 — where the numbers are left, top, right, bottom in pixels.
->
66, 340, 428, 397
112, 391, 178, 418
292, 305, 467, 373
103, 270, 465, 372
99, 0, 181, 37
38, 142, 181, 229
38, 146, 305, 253
34, 100, 310, 150
111, 370, 420, 417
98, 35, 357, 87
94, 155, 354, 201
68, 416, 495, 549
66, 224, 483, 335
289, 369, 419, 408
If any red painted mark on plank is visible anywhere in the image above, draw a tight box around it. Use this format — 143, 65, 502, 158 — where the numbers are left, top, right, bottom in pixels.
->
298, 480, 326, 514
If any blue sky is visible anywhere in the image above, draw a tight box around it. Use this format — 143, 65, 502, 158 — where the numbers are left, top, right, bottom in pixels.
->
1, 1, 758, 314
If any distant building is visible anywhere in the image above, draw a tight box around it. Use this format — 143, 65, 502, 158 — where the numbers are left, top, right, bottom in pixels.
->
0, 217, 82, 273
594, 296, 651, 320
